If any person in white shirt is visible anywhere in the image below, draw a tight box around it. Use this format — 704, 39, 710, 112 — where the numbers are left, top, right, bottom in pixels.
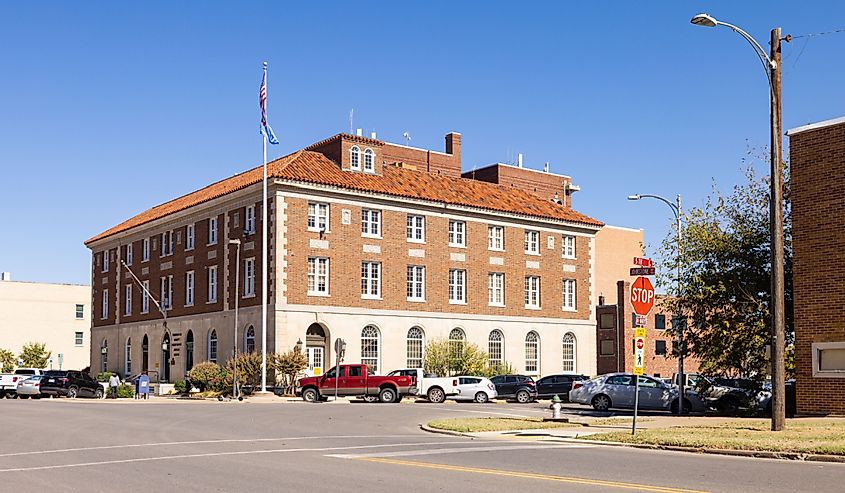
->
108, 373, 121, 399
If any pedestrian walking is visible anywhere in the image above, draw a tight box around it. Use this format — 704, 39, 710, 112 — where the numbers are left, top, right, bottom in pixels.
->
108, 372, 121, 399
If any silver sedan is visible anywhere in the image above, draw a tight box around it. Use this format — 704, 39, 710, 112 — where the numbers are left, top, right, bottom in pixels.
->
16, 376, 44, 399
569, 373, 705, 413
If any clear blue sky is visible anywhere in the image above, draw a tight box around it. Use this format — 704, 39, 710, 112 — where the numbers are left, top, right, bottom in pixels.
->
2, 1, 843, 285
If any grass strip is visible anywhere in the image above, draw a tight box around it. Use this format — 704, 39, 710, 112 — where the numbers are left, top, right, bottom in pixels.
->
580, 419, 845, 455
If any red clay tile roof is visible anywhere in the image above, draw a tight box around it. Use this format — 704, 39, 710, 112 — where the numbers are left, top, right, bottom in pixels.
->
86, 150, 602, 245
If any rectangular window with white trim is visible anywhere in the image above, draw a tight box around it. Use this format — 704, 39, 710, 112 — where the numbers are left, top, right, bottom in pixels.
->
244, 258, 255, 296
488, 225, 504, 251
208, 217, 218, 245
407, 214, 425, 242
124, 285, 132, 316
407, 265, 425, 301
186, 224, 195, 250
524, 276, 540, 309
812, 342, 845, 377
361, 261, 381, 298
101, 289, 108, 319
488, 272, 504, 306
245, 205, 256, 234
307, 202, 329, 232
448, 220, 465, 247
448, 269, 466, 304
102, 251, 109, 272
141, 280, 150, 313
207, 266, 218, 303
185, 271, 195, 306
160, 275, 173, 309
142, 238, 150, 262
562, 235, 576, 259
361, 209, 381, 237
307, 257, 329, 295
126, 243, 133, 266
524, 230, 540, 254
562, 279, 576, 311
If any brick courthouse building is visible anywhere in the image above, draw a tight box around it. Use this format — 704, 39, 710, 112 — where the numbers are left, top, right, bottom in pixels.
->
85, 131, 606, 383
789, 116, 845, 415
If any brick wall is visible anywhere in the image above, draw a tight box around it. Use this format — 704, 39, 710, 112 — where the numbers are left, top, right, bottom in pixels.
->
463, 163, 571, 205
283, 195, 593, 320
790, 119, 845, 415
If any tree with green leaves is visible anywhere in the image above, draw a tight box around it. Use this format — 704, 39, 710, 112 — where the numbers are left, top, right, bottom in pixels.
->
0, 349, 15, 373
424, 338, 490, 377
270, 347, 308, 395
658, 159, 793, 380
18, 342, 51, 369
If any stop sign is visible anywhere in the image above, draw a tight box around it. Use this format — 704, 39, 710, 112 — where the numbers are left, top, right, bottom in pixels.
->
631, 276, 655, 315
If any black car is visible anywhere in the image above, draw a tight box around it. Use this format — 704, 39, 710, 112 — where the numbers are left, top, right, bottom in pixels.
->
536, 374, 589, 401
489, 374, 537, 403
40, 370, 103, 399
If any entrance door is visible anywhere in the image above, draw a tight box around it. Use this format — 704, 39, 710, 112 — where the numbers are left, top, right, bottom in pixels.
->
307, 347, 324, 376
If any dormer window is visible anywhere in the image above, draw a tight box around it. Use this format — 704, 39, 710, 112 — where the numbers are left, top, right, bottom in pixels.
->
364, 148, 375, 173
350, 146, 361, 170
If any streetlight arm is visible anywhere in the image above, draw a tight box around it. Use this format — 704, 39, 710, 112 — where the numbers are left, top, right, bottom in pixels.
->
634, 194, 679, 220
716, 21, 777, 86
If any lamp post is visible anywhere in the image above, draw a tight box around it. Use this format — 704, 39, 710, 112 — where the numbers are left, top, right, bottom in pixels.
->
229, 238, 241, 400
628, 193, 684, 414
691, 13, 787, 431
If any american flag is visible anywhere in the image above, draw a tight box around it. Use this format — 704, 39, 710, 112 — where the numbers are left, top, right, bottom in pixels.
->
259, 69, 279, 145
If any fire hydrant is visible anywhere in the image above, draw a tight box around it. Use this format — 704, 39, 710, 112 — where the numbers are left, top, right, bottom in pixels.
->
550, 395, 562, 419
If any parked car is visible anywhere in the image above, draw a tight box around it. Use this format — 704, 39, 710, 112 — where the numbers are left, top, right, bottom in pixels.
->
536, 374, 589, 401
569, 373, 705, 413
15, 375, 45, 399
450, 376, 497, 403
296, 364, 414, 403
756, 379, 796, 418
0, 368, 45, 398
489, 374, 537, 403
386, 368, 459, 403
40, 370, 103, 399
677, 373, 760, 412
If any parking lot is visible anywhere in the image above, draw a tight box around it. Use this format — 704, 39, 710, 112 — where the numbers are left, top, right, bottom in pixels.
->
1, 397, 843, 493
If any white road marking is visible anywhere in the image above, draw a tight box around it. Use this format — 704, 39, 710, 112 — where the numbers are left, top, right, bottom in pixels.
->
436, 407, 536, 418
326, 443, 594, 459
0, 434, 430, 458
0, 441, 479, 473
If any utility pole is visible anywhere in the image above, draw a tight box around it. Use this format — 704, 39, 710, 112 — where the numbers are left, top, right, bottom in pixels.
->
769, 27, 786, 432
675, 193, 684, 415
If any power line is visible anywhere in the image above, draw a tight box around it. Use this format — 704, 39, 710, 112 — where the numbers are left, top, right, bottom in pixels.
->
790, 28, 845, 39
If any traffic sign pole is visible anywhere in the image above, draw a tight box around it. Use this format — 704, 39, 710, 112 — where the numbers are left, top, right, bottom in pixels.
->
632, 375, 640, 436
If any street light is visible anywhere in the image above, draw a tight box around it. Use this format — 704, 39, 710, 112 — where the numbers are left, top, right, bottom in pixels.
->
691, 12, 787, 432
229, 238, 241, 400
628, 193, 685, 415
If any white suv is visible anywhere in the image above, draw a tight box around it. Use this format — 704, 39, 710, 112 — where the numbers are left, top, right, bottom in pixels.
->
450, 376, 497, 403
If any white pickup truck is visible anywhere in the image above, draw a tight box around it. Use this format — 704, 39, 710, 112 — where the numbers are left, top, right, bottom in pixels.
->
0, 368, 45, 398
386, 369, 459, 403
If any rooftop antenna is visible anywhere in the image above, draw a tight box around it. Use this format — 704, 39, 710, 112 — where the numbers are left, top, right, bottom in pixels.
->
349, 109, 354, 133
402, 131, 411, 146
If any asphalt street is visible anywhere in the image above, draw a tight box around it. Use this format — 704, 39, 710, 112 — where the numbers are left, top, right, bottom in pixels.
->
1, 398, 842, 493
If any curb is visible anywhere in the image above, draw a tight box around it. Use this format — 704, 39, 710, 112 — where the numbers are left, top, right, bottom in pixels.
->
569, 437, 845, 464
419, 423, 476, 439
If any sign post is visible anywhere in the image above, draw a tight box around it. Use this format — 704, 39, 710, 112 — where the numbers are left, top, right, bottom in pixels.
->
632, 327, 646, 435
334, 338, 346, 402
58, 353, 63, 370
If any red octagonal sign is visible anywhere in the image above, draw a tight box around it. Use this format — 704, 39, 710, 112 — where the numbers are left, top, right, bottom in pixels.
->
631, 276, 655, 316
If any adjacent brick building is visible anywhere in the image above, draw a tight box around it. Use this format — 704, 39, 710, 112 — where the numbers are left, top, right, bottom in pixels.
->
595, 281, 699, 379
788, 116, 845, 415
85, 131, 605, 383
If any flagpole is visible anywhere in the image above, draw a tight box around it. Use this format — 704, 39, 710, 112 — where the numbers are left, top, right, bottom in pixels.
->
261, 61, 268, 393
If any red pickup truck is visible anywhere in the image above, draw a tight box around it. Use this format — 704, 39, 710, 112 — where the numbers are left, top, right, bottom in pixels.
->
297, 364, 415, 403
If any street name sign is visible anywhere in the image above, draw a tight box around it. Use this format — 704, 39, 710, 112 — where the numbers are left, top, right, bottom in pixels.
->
630, 267, 656, 276
633, 257, 653, 267
630, 276, 655, 315
633, 327, 646, 376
